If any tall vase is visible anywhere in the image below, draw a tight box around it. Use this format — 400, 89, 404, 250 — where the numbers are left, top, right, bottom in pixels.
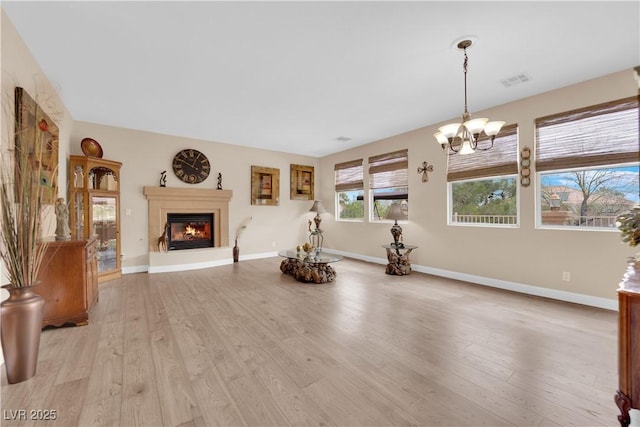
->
1, 285, 44, 384
233, 239, 239, 263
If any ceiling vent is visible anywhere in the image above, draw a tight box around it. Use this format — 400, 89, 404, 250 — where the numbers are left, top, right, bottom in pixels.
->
500, 73, 532, 88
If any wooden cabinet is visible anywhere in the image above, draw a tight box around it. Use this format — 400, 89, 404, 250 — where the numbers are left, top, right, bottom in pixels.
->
36, 237, 98, 328
616, 265, 640, 427
69, 155, 122, 282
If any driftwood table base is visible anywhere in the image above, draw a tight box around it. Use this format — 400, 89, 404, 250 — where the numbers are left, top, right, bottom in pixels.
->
383, 245, 417, 276
280, 258, 337, 283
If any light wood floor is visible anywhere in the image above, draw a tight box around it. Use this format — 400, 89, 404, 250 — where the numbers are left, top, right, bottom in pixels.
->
1, 257, 619, 426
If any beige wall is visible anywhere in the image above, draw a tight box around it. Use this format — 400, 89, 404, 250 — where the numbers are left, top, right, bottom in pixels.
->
1, 10, 73, 273
0, 10, 74, 366
70, 122, 320, 270
318, 69, 637, 303
2, 6, 636, 305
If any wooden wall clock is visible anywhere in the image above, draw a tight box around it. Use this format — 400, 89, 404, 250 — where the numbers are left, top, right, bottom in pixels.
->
172, 149, 211, 184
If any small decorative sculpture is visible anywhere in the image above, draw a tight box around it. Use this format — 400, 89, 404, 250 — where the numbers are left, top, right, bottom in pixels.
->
417, 161, 433, 183
158, 223, 168, 252
160, 170, 167, 187
54, 197, 71, 241
217, 173, 223, 190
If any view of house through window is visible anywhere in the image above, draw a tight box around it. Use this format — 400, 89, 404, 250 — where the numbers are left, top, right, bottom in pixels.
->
535, 97, 638, 229
539, 165, 639, 228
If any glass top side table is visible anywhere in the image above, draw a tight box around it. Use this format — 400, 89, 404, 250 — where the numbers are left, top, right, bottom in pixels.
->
278, 250, 343, 283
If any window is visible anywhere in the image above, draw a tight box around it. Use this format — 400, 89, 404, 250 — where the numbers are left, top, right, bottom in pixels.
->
368, 149, 408, 221
335, 159, 364, 221
536, 97, 639, 229
448, 124, 519, 226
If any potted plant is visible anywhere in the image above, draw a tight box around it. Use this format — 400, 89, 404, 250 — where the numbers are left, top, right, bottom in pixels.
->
0, 110, 52, 384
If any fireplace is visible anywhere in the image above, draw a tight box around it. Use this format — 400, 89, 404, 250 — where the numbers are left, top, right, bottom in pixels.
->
144, 187, 232, 253
167, 213, 214, 250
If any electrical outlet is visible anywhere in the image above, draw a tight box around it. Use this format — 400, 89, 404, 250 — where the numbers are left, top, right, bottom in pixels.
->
272, 241, 276, 248
562, 271, 571, 282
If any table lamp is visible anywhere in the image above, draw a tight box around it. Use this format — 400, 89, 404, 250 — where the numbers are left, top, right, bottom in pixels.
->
309, 200, 326, 231
308, 200, 326, 252
386, 203, 404, 248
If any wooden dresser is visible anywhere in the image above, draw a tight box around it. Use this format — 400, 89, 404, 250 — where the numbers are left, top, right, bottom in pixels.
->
36, 237, 98, 328
616, 265, 640, 427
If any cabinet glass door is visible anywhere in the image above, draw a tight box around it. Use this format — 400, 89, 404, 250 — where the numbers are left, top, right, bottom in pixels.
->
91, 195, 118, 273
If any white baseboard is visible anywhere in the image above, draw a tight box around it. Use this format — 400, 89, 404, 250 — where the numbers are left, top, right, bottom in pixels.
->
630, 409, 640, 427
148, 258, 233, 273
122, 265, 149, 275
238, 251, 279, 261
121, 249, 617, 310
323, 248, 618, 311
126, 251, 279, 274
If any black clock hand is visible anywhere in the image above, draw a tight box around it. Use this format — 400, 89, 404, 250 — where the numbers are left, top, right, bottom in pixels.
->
178, 158, 196, 169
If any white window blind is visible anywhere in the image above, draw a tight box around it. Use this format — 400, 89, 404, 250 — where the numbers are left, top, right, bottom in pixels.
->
447, 124, 518, 182
335, 159, 363, 191
368, 149, 408, 189
535, 96, 639, 172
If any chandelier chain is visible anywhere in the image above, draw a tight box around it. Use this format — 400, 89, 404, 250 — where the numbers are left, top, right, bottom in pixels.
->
462, 47, 469, 118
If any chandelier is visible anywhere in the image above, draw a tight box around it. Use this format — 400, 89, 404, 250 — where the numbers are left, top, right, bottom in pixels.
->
434, 40, 505, 155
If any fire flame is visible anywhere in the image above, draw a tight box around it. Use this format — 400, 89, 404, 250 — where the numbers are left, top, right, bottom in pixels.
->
184, 225, 196, 236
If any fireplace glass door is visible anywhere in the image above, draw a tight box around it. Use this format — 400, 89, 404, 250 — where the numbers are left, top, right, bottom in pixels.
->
167, 213, 214, 250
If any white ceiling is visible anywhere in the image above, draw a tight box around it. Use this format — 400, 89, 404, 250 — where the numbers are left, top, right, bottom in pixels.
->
3, 1, 639, 157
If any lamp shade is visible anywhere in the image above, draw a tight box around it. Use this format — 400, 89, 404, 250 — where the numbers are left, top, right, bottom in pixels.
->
484, 121, 505, 136
439, 122, 462, 139
385, 203, 404, 221
433, 132, 448, 145
458, 139, 475, 155
463, 117, 488, 135
309, 200, 326, 213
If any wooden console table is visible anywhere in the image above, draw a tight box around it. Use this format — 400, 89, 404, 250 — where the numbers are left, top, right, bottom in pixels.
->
382, 244, 417, 275
278, 249, 343, 283
36, 237, 98, 327
616, 265, 640, 427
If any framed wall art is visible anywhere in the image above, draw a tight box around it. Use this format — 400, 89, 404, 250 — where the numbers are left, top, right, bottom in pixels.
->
251, 165, 280, 206
290, 164, 314, 201
15, 87, 59, 204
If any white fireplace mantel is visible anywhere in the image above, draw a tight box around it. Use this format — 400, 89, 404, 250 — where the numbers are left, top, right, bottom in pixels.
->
143, 186, 232, 252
